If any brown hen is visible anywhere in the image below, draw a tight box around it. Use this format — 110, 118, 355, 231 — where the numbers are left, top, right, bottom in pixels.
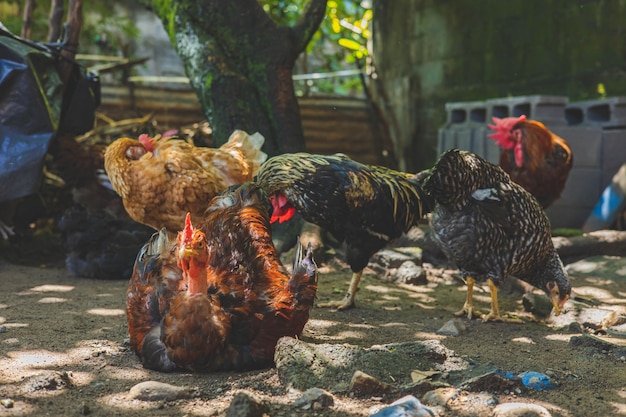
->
126, 183, 317, 372
488, 115, 573, 209
104, 130, 266, 234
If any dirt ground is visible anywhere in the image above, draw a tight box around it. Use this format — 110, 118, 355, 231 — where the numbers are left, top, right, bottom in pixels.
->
0, 249, 625, 417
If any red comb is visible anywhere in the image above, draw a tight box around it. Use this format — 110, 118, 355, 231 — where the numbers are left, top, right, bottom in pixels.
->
487, 115, 527, 149
138, 134, 155, 152
183, 212, 194, 241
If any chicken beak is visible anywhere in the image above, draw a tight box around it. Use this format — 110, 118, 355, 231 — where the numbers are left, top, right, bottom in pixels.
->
549, 293, 569, 316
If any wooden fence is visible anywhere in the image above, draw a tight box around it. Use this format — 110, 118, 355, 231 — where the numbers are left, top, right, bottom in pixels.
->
98, 84, 384, 165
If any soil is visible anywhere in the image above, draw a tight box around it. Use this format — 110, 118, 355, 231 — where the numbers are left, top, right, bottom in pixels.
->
0, 247, 625, 417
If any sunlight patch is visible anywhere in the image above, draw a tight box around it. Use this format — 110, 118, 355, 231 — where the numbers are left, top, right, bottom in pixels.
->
87, 308, 125, 316
365, 284, 392, 293
103, 367, 151, 381
511, 337, 536, 344
306, 319, 341, 329
8, 350, 67, 367
38, 297, 68, 304
413, 331, 445, 340
28, 285, 75, 293
544, 334, 574, 342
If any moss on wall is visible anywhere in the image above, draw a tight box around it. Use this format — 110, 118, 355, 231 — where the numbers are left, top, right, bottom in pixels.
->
374, 0, 626, 171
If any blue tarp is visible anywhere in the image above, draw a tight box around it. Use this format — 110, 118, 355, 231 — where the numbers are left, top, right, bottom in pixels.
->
0, 28, 99, 202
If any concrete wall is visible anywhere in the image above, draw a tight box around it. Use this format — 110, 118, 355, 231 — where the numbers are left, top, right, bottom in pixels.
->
372, 0, 626, 172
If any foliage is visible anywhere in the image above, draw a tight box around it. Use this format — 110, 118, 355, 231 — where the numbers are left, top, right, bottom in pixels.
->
261, 0, 372, 96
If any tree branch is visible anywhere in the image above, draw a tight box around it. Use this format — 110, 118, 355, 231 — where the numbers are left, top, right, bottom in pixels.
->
292, 0, 328, 53
47, 0, 65, 42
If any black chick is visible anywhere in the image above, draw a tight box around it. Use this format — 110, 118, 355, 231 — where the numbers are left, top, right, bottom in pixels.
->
58, 205, 154, 279
255, 152, 429, 310
422, 149, 571, 322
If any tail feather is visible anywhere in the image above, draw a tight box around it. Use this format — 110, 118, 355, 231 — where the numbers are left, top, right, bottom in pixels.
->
222, 130, 268, 177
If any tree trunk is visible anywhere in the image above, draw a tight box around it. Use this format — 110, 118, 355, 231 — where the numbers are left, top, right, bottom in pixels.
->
47, 0, 65, 43
151, 0, 327, 156
21, 0, 36, 39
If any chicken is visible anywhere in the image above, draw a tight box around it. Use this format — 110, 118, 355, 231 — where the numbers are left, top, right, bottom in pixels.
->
487, 115, 573, 209
421, 149, 571, 322
104, 130, 267, 234
126, 183, 317, 372
57, 205, 154, 279
255, 152, 429, 310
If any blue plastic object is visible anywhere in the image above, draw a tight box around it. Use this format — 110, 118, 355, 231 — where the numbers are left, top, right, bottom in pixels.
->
369, 395, 435, 417
519, 371, 555, 390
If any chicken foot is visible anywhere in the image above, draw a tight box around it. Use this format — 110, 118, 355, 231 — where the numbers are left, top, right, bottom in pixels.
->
454, 276, 483, 319
318, 270, 362, 311
481, 279, 523, 323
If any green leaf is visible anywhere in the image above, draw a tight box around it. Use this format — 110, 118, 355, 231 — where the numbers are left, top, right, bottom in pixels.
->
338, 38, 362, 51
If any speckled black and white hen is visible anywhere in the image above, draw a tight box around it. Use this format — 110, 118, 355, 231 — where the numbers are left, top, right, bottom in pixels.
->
422, 149, 571, 322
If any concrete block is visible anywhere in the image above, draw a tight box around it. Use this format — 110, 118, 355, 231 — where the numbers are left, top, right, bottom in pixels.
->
601, 130, 626, 186
444, 101, 487, 128
557, 167, 603, 206
486, 95, 568, 125
546, 204, 593, 229
550, 126, 603, 168
455, 129, 474, 152
566, 97, 626, 128
437, 128, 457, 155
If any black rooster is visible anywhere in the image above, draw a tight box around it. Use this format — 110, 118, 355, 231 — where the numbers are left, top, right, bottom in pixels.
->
255, 152, 430, 310
421, 149, 571, 322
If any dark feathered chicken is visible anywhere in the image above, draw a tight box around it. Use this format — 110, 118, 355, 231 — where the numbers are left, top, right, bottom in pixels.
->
126, 183, 317, 372
255, 152, 429, 310
422, 149, 571, 322
488, 115, 573, 209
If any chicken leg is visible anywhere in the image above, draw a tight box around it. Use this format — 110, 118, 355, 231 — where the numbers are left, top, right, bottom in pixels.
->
318, 270, 362, 311
481, 278, 523, 323
454, 276, 482, 319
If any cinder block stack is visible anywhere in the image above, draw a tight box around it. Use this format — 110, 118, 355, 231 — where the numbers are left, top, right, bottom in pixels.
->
437, 95, 626, 229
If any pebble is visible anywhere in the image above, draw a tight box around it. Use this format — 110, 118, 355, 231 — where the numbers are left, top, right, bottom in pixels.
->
0, 325, 7, 334
0, 399, 14, 409
436, 319, 466, 336
350, 370, 392, 396
493, 402, 552, 417
293, 387, 334, 410
369, 395, 435, 417
225, 391, 267, 417
128, 381, 192, 401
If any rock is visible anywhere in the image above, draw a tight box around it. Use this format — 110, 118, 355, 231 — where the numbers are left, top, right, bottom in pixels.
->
493, 402, 552, 417
21, 371, 73, 393
522, 293, 554, 319
128, 381, 193, 401
460, 369, 520, 393
391, 261, 427, 285
274, 337, 468, 392
225, 392, 268, 417
350, 370, 392, 397
0, 399, 14, 409
422, 388, 498, 416
370, 249, 425, 283
569, 334, 626, 359
371, 249, 419, 268
436, 319, 466, 336
421, 388, 459, 407
293, 387, 334, 410
369, 395, 435, 417
553, 231, 626, 264
607, 322, 626, 338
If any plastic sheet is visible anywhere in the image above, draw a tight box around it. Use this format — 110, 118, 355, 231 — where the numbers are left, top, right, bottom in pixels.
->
0, 28, 99, 202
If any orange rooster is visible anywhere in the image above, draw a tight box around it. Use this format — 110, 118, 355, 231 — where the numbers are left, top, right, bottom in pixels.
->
487, 115, 573, 209
104, 130, 267, 234
126, 183, 317, 372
